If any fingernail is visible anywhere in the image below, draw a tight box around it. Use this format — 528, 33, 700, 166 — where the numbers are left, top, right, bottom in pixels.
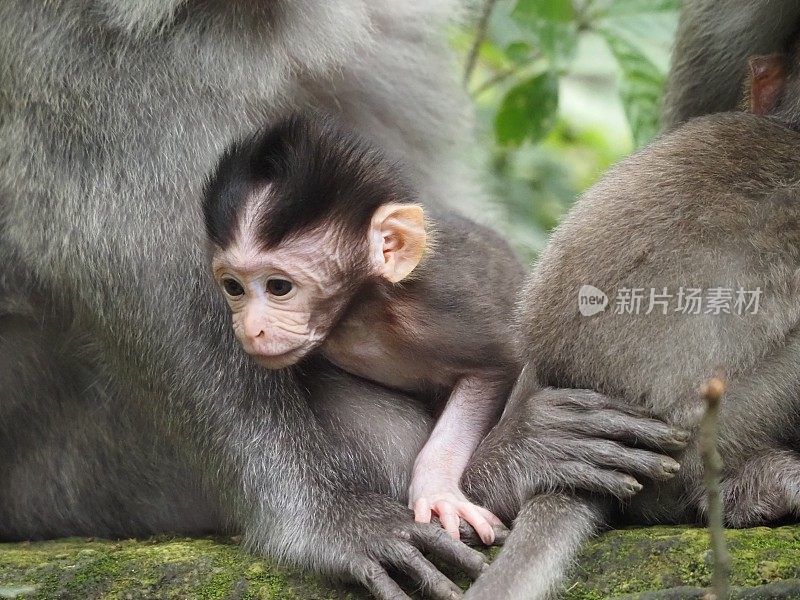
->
662, 459, 681, 473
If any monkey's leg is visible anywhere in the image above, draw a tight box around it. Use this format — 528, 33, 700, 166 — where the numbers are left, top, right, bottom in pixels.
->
717, 450, 800, 527
0, 311, 224, 540
408, 377, 507, 545
463, 494, 606, 600
475, 332, 800, 600
304, 363, 433, 502
693, 328, 800, 528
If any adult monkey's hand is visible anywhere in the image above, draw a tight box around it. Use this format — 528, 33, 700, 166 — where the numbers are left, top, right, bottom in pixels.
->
324, 494, 487, 600
463, 369, 688, 525
460, 375, 687, 600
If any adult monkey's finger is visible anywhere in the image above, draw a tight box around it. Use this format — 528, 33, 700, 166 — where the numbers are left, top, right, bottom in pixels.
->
352, 558, 410, 600
412, 525, 489, 580
392, 546, 463, 600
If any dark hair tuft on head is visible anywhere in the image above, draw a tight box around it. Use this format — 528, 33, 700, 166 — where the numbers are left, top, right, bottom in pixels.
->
201, 114, 416, 250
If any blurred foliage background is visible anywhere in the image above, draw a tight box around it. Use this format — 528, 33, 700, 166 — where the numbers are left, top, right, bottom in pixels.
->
454, 0, 680, 261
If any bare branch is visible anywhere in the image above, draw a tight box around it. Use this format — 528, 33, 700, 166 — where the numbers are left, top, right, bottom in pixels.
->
464, 0, 500, 87
698, 374, 731, 600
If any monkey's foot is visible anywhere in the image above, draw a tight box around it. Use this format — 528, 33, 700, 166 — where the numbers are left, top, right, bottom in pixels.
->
410, 487, 503, 545
717, 449, 800, 527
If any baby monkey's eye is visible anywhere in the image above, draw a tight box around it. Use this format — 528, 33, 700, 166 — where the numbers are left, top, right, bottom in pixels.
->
221, 277, 245, 297
266, 278, 293, 297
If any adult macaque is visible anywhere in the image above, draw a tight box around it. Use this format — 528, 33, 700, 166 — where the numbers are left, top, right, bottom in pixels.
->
203, 115, 524, 544
0, 1, 684, 599
463, 43, 800, 600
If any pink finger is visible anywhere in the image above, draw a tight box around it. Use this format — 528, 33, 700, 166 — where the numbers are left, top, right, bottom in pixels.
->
476, 506, 504, 527
433, 501, 461, 541
413, 498, 432, 524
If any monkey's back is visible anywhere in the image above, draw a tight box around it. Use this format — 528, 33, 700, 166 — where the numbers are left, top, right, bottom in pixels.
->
350, 211, 527, 392
519, 112, 800, 425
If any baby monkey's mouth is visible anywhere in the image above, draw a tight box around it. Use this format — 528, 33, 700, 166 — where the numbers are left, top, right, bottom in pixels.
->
248, 345, 313, 370
245, 329, 328, 370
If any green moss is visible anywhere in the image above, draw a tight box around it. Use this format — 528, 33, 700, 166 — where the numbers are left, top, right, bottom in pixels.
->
1, 526, 798, 599
0, 538, 366, 599
563, 526, 800, 599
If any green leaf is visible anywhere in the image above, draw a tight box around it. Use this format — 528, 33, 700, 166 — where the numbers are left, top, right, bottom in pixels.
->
513, 0, 574, 23
510, 0, 578, 66
598, 14, 678, 72
477, 38, 516, 70
506, 41, 534, 65
593, 0, 680, 17
535, 22, 579, 67
601, 32, 665, 147
495, 72, 559, 146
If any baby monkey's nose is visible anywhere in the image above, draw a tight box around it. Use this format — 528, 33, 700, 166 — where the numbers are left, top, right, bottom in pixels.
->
246, 327, 266, 341
243, 312, 267, 341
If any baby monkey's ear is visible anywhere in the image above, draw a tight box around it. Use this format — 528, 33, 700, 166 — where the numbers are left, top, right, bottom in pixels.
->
369, 203, 427, 283
747, 54, 789, 115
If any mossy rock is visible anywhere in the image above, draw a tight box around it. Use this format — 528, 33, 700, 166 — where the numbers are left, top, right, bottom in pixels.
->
0, 526, 798, 599
566, 525, 800, 599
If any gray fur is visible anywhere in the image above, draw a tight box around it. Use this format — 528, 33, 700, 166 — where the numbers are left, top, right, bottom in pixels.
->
472, 112, 800, 599
465, 495, 604, 600
0, 1, 685, 598
0, 0, 482, 576
464, 5, 800, 596
662, 0, 800, 130
524, 112, 800, 521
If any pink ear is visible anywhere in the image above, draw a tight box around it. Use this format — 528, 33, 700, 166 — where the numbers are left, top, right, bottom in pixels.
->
748, 54, 788, 116
369, 204, 427, 283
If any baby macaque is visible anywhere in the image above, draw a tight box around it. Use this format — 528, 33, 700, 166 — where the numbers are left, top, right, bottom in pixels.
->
202, 115, 525, 544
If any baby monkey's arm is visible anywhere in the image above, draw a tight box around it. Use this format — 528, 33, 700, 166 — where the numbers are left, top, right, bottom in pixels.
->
409, 375, 509, 545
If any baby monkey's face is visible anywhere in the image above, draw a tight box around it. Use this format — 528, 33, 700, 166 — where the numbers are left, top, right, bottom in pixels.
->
212, 229, 352, 369
210, 202, 426, 370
